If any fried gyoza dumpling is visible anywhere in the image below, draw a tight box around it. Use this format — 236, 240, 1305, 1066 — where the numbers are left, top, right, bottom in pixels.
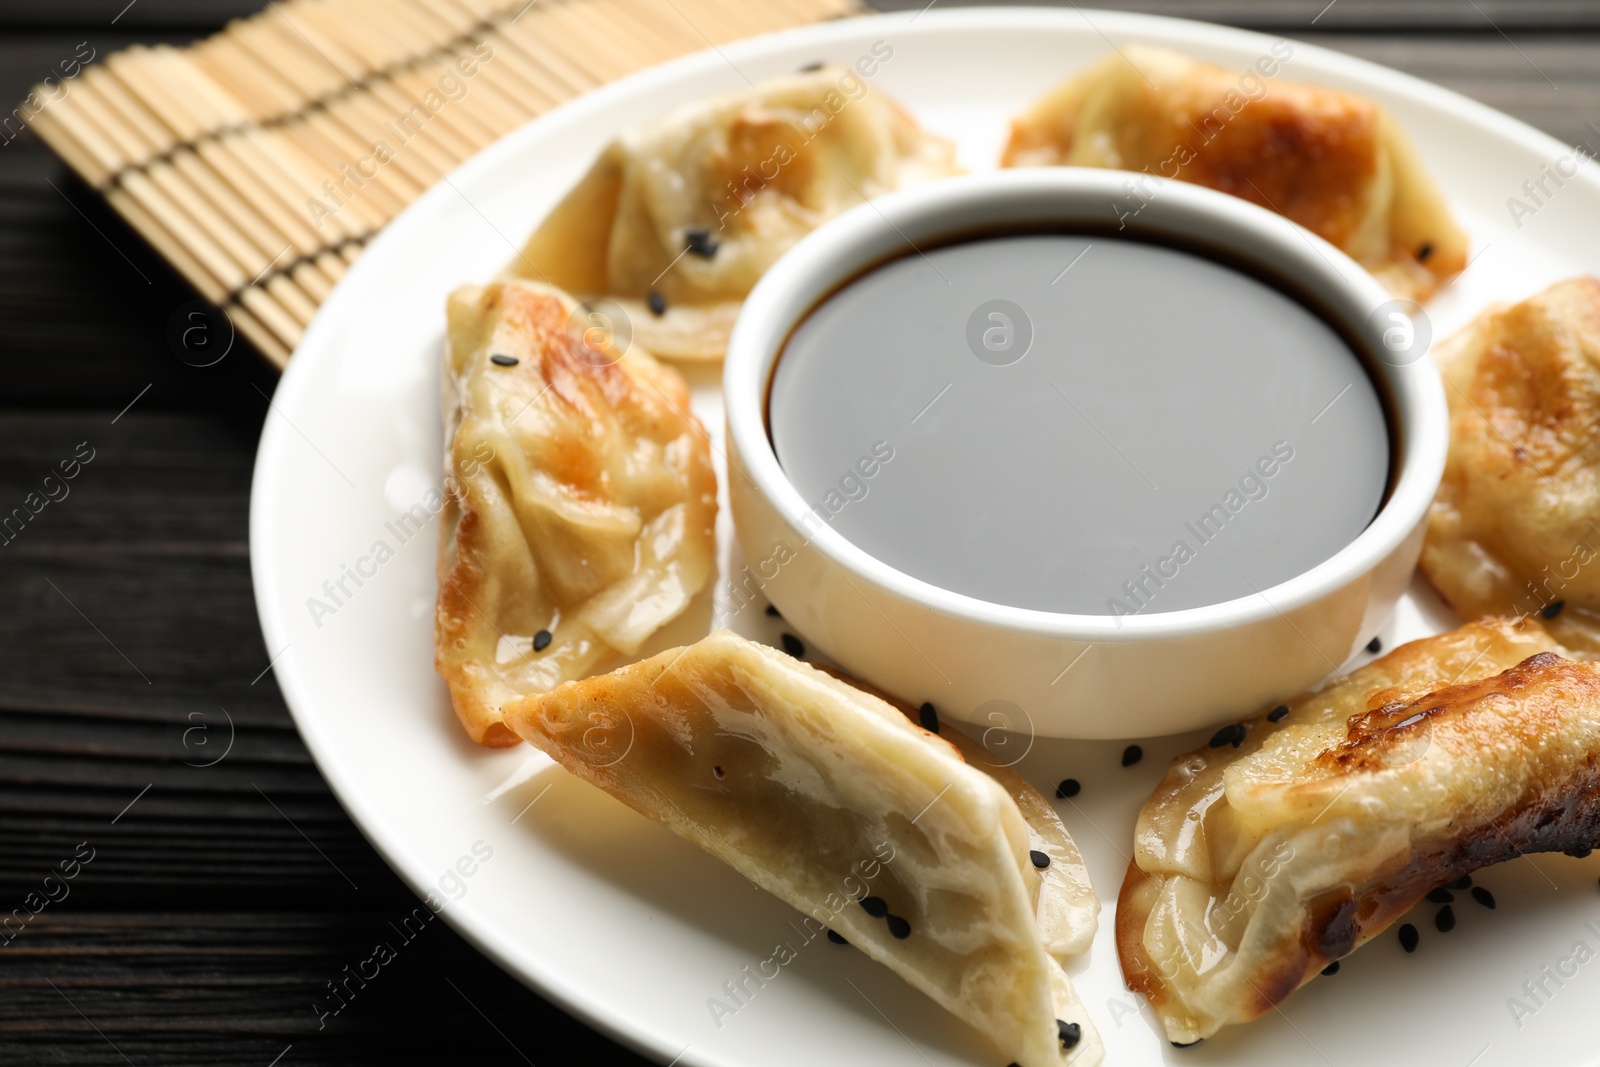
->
818, 666, 1100, 961
1118, 616, 1600, 1044
435, 278, 717, 746
1422, 277, 1600, 649
505, 631, 1102, 1067
1001, 44, 1467, 301
511, 64, 960, 360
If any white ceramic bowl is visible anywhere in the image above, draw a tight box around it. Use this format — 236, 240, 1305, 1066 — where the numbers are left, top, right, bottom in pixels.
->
725, 167, 1448, 739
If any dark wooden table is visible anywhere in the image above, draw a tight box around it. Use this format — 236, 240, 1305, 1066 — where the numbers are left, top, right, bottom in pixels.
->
2, 1, 1595, 1063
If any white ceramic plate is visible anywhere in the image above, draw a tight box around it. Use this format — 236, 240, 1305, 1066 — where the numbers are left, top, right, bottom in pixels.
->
252, 8, 1600, 1066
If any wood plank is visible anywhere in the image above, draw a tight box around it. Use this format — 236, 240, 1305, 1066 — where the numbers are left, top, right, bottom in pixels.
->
0, 913, 652, 1065
867, 0, 1600, 32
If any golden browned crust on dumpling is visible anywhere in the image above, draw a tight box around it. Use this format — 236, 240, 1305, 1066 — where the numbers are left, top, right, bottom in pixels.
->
1118, 617, 1600, 1044
510, 65, 960, 360
435, 279, 716, 746
816, 666, 1099, 961
1422, 277, 1600, 649
1002, 45, 1467, 301
505, 632, 1102, 1067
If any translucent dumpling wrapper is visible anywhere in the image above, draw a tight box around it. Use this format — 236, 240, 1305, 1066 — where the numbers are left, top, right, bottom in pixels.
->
815, 665, 1100, 962
1118, 616, 1600, 1044
504, 630, 1102, 1067
1422, 277, 1600, 650
510, 63, 961, 360
435, 278, 717, 746
1001, 44, 1467, 301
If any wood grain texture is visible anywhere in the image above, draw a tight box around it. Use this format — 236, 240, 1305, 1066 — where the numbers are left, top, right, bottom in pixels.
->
2, 1, 1597, 1064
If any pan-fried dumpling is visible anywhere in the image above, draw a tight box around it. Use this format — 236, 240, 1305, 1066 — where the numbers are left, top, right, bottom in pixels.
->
818, 667, 1099, 961
504, 631, 1102, 1067
1001, 45, 1467, 301
511, 65, 960, 360
1118, 616, 1600, 1044
1422, 277, 1600, 650
435, 278, 717, 747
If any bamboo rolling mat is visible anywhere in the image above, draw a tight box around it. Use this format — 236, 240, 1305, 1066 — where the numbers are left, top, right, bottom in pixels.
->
24, 0, 861, 367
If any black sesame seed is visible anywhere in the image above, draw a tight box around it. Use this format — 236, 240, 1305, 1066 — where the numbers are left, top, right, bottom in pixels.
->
1171, 1039, 1203, 1048
1209, 723, 1246, 749
799, 60, 825, 72
489, 353, 519, 367
919, 702, 940, 734
712, 765, 725, 780
1447, 875, 1473, 890
532, 629, 552, 652
1417, 242, 1435, 262
885, 914, 911, 940
826, 928, 849, 945
1057, 1020, 1081, 1050
764, 603, 781, 618
1472, 886, 1497, 910
1399, 923, 1420, 952
1567, 846, 1593, 859
1436, 905, 1456, 933
1366, 636, 1383, 654
1122, 744, 1143, 767
780, 633, 805, 658
1030, 849, 1051, 870
647, 290, 667, 316
1321, 961, 1341, 976
1267, 704, 1290, 723
1055, 778, 1081, 799
1426, 888, 1454, 904
1542, 599, 1567, 619
685, 228, 720, 257
859, 895, 888, 918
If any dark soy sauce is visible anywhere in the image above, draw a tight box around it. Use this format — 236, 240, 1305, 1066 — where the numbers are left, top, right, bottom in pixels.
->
768, 233, 1389, 617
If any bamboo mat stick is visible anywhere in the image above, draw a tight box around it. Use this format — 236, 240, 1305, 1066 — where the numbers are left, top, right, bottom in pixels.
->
92, 65, 334, 320
22, 0, 862, 369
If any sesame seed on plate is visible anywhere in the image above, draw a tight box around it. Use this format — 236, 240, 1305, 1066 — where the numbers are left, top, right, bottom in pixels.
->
1122, 744, 1143, 767
1321, 961, 1340, 976
1055, 779, 1080, 799
1267, 705, 1290, 722
859, 896, 888, 918
781, 633, 804, 658
1426, 888, 1453, 904
1543, 599, 1567, 619
885, 914, 911, 940
532, 629, 552, 652
1057, 1020, 1081, 1050
1436, 905, 1456, 933
1030, 849, 1051, 869
1209, 723, 1246, 749
1366, 636, 1383, 654
826, 928, 848, 945
490, 353, 518, 367
1399, 923, 1420, 952
919, 702, 939, 734
1472, 886, 1496, 910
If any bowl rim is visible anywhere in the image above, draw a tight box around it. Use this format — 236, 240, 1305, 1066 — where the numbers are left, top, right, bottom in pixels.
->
724, 166, 1449, 641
